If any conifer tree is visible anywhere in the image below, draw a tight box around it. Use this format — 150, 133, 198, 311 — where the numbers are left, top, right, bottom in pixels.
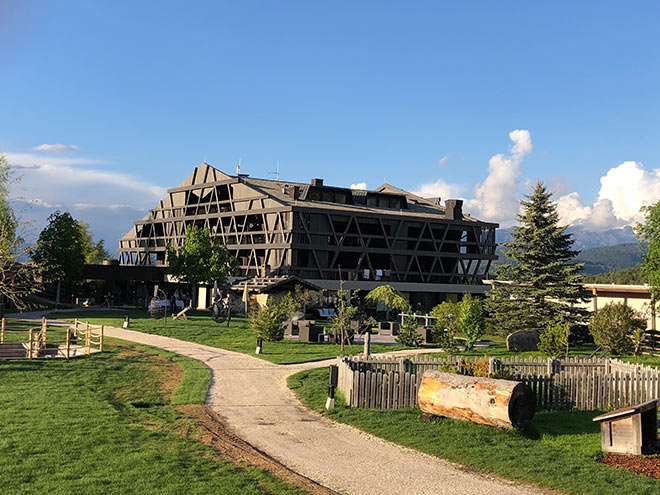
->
489, 182, 591, 335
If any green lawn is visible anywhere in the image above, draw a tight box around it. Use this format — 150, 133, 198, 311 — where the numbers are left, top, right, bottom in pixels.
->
288, 367, 660, 495
42, 309, 408, 364
0, 339, 304, 495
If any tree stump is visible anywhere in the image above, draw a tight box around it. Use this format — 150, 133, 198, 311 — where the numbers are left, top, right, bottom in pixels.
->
417, 370, 536, 429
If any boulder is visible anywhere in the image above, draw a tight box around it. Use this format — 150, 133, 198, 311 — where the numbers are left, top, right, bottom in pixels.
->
506, 330, 540, 352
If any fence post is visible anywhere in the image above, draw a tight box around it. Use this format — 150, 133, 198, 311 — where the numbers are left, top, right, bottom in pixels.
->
41, 317, 47, 349
66, 329, 71, 359
547, 358, 554, 376
100, 325, 104, 352
363, 332, 371, 356
28, 328, 33, 359
86, 322, 91, 354
1, 317, 4, 344
488, 357, 495, 375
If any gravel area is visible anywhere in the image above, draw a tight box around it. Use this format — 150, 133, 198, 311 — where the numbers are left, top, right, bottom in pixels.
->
15, 312, 549, 495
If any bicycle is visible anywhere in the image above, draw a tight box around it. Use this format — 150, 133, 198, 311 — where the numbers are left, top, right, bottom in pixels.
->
211, 301, 231, 327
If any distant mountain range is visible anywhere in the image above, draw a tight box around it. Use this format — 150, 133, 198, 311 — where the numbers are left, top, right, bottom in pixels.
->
496, 225, 637, 250
494, 226, 644, 275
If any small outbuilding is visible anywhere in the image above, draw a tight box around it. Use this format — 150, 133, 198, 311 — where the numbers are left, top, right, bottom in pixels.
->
592, 400, 659, 455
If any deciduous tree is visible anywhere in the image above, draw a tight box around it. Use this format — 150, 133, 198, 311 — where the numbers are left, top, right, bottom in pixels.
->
635, 200, 660, 315
365, 284, 408, 320
166, 226, 236, 306
32, 211, 85, 308
77, 221, 111, 263
0, 155, 39, 313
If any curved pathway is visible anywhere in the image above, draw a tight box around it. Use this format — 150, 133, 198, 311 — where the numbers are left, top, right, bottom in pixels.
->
14, 312, 547, 495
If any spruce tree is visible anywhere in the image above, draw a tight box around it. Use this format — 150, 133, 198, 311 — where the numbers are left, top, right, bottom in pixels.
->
489, 182, 591, 335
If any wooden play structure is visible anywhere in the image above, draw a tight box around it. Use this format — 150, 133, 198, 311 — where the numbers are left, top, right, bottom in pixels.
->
0, 317, 104, 360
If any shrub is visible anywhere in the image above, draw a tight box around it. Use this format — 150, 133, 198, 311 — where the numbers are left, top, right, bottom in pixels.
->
437, 362, 458, 373
463, 355, 490, 377
632, 326, 647, 356
491, 367, 514, 380
459, 293, 484, 350
396, 313, 423, 347
430, 301, 459, 352
278, 292, 302, 320
589, 302, 646, 355
250, 294, 301, 342
538, 316, 571, 358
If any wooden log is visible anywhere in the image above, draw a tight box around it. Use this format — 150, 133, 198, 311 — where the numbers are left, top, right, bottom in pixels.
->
417, 370, 536, 429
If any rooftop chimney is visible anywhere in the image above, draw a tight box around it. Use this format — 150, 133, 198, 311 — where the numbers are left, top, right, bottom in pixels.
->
311, 178, 324, 187
445, 199, 463, 220
289, 185, 300, 200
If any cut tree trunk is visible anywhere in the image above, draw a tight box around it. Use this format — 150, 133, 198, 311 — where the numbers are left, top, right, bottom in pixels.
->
417, 370, 536, 429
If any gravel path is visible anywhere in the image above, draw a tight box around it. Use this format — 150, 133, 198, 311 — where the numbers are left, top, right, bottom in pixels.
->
14, 312, 548, 495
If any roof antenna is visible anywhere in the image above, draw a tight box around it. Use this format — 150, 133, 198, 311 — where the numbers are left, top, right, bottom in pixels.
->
268, 162, 280, 181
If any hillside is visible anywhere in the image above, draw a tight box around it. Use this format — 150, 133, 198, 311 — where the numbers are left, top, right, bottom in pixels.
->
494, 226, 644, 275
494, 243, 643, 273
580, 265, 646, 285
575, 243, 644, 274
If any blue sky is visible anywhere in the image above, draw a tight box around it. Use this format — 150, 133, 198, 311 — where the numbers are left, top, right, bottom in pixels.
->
2, 1, 659, 249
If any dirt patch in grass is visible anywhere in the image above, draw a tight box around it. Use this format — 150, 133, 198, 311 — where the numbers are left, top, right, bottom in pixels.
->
112, 344, 184, 402
179, 404, 337, 495
154, 356, 184, 401
599, 453, 660, 478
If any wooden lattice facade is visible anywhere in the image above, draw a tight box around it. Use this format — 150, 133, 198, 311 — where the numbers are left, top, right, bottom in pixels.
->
119, 163, 497, 288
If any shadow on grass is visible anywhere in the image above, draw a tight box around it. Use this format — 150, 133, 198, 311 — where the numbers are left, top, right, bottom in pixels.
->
522, 409, 600, 440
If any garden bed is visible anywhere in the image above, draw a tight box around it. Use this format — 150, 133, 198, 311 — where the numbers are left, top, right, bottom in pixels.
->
600, 451, 660, 479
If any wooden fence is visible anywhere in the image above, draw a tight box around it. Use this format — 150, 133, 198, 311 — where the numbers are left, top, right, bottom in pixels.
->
337, 355, 660, 411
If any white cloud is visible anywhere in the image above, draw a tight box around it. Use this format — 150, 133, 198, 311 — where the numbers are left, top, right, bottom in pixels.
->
465, 129, 533, 225
6, 150, 166, 246
598, 161, 660, 223
509, 129, 533, 160
350, 182, 367, 190
28, 198, 62, 209
433, 155, 450, 167
555, 161, 660, 230
411, 129, 532, 225
587, 198, 622, 230
72, 203, 141, 210
412, 179, 464, 200
5, 152, 106, 168
33, 143, 80, 151
556, 192, 592, 227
